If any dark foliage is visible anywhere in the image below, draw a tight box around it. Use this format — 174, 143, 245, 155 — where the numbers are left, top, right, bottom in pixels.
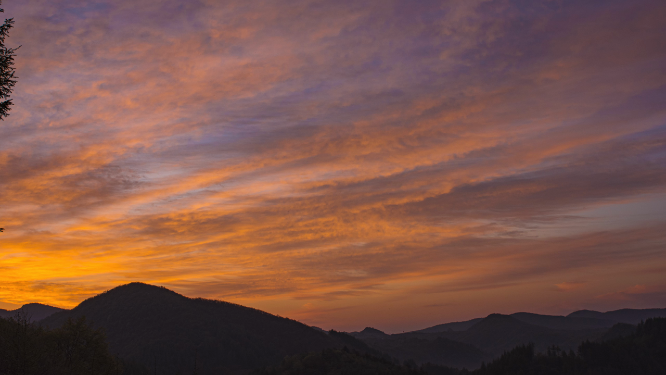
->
0, 0, 17, 120
0, 312, 122, 375
252, 347, 422, 375
328, 330, 376, 353
468, 318, 666, 375
362, 334, 489, 370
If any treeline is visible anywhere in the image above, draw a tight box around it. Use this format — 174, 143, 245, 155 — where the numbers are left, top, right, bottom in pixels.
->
0, 312, 127, 375
256, 318, 666, 375
471, 317, 666, 375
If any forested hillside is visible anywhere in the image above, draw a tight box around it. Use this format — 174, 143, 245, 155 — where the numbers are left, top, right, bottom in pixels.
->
0, 303, 65, 322
0, 314, 121, 375
473, 317, 666, 375
40, 283, 343, 374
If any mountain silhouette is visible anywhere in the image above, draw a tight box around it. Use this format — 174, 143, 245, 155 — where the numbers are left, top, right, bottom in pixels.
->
0, 303, 65, 322
567, 308, 666, 324
354, 332, 489, 370
22, 284, 666, 373
40, 283, 344, 374
414, 318, 483, 333
596, 322, 637, 341
509, 312, 615, 330
354, 313, 610, 369
453, 313, 601, 355
415, 309, 666, 334
350, 327, 390, 339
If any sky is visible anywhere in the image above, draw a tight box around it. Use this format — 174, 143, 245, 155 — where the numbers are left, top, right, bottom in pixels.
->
0, 0, 665, 333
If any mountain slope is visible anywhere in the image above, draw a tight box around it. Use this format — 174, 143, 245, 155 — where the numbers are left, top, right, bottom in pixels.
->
0, 303, 65, 322
350, 327, 390, 340
41, 283, 340, 374
351, 314, 606, 369
414, 318, 483, 333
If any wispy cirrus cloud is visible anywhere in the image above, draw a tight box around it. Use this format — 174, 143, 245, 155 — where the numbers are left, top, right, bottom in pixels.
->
1, 0, 665, 332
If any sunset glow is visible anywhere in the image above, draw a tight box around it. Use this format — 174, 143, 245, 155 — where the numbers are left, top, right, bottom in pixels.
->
1, 0, 665, 332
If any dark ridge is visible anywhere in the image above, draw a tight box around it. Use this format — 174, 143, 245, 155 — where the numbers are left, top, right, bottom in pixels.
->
414, 318, 483, 333
466, 314, 522, 332
328, 330, 382, 355
361, 327, 387, 335
510, 312, 615, 330
455, 314, 604, 358
596, 322, 637, 341
40, 282, 344, 374
0, 303, 65, 322
349, 326, 390, 340
567, 308, 666, 324
413, 308, 666, 336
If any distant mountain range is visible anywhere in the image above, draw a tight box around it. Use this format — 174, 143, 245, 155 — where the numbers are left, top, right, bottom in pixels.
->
413, 308, 666, 334
349, 308, 666, 369
0, 303, 64, 322
40, 283, 361, 374
566, 308, 666, 324
3, 283, 665, 373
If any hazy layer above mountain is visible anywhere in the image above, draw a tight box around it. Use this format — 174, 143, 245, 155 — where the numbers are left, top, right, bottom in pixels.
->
40, 283, 342, 374
0, 303, 65, 322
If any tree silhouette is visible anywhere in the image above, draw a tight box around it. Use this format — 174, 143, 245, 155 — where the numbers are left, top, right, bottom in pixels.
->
0, 314, 123, 375
0, 0, 17, 235
0, 0, 17, 119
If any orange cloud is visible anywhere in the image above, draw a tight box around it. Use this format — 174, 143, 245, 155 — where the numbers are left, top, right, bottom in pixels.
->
555, 282, 585, 292
1, 0, 666, 331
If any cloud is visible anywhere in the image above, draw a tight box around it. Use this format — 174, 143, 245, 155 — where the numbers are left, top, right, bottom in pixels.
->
555, 282, 586, 292
1, 0, 665, 330
596, 285, 666, 306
